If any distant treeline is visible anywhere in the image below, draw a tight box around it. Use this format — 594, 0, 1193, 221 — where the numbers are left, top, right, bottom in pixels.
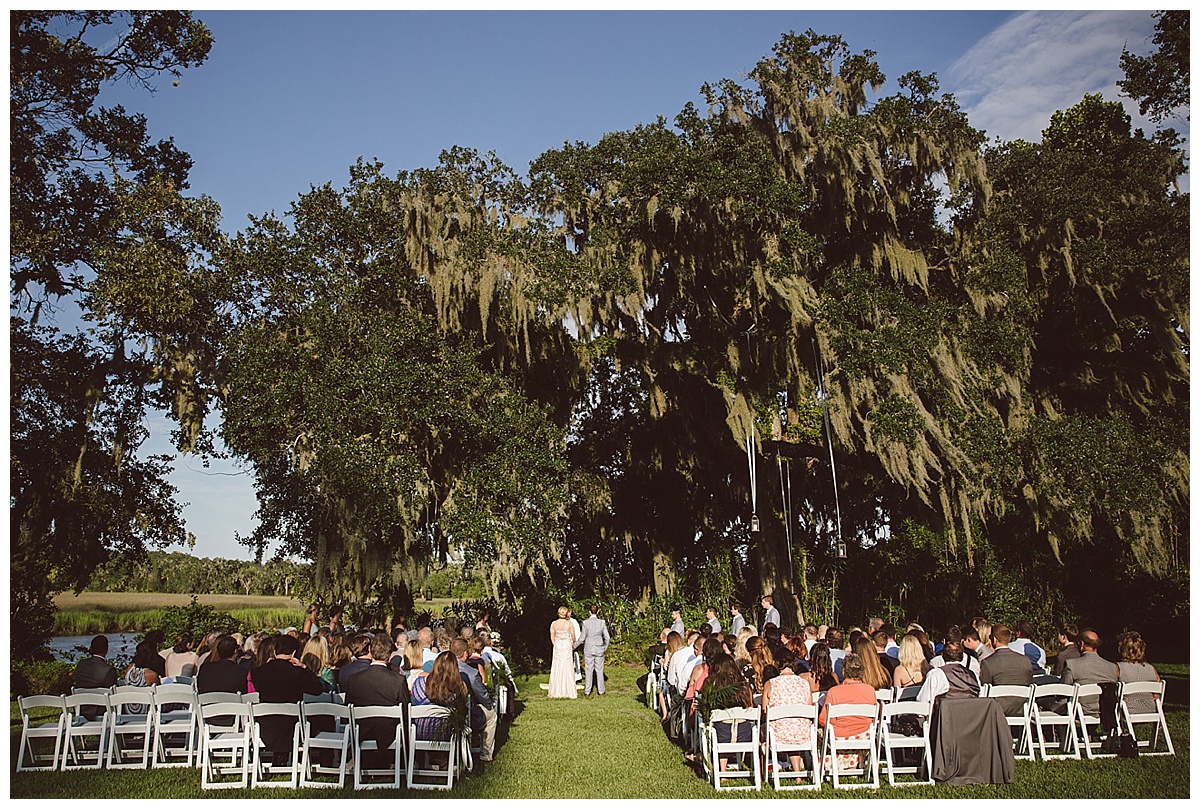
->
87, 551, 309, 598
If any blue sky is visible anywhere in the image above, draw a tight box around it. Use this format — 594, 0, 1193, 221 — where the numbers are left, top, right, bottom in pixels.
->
84, 8, 1171, 561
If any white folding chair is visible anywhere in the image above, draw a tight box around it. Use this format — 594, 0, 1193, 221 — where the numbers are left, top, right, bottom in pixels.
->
765, 703, 820, 790
982, 684, 1035, 760
878, 701, 932, 786
1073, 683, 1117, 759
1120, 680, 1173, 755
151, 684, 198, 767
61, 693, 109, 770
822, 703, 879, 789
299, 701, 352, 788
1031, 682, 1079, 760
199, 701, 251, 789
875, 688, 894, 708
351, 704, 406, 790
250, 702, 301, 788
406, 705, 458, 790
105, 691, 155, 769
705, 707, 761, 791
16, 695, 67, 772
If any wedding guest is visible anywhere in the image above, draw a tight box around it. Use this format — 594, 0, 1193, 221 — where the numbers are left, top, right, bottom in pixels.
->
1117, 631, 1162, 716
763, 658, 814, 774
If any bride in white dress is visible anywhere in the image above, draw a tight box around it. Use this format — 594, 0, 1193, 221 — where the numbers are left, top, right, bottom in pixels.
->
548, 606, 577, 698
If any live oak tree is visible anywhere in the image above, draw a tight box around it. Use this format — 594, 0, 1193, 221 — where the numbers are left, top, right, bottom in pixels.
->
216, 163, 572, 614
1119, 10, 1189, 123
9, 11, 220, 657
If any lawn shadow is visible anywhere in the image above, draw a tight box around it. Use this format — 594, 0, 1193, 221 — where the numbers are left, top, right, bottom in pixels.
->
1163, 675, 1188, 708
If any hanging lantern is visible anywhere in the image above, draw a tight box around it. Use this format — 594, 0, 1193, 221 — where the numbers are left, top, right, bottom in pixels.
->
837, 540, 847, 559
750, 513, 761, 534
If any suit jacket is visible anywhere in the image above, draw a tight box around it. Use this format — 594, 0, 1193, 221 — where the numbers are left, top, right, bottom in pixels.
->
75, 655, 118, 719
764, 606, 781, 628
878, 651, 900, 675
458, 658, 493, 733
670, 618, 685, 635
342, 662, 410, 747
706, 617, 721, 634
1062, 651, 1118, 716
1052, 644, 1080, 677
250, 658, 325, 753
730, 613, 746, 635
197, 658, 249, 694
979, 647, 1033, 716
337, 657, 372, 689
579, 615, 610, 656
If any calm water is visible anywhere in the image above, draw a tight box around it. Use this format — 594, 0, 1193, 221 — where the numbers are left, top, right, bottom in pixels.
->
48, 632, 140, 662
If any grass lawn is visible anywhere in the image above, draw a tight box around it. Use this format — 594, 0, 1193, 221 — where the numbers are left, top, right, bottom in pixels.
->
10, 664, 1189, 799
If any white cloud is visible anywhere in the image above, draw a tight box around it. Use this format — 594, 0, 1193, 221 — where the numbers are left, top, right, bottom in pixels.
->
946, 10, 1161, 144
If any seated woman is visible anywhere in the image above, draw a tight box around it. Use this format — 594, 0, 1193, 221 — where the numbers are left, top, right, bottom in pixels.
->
123, 642, 162, 711
412, 651, 468, 742
301, 635, 335, 692
163, 631, 200, 679
697, 653, 755, 770
762, 658, 814, 773
819, 653, 877, 770
853, 636, 893, 691
802, 642, 840, 701
659, 631, 686, 719
893, 634, 928, 690
748, 639, 779, 694
684, 637, 726, 715
784, 634, 811, 673
1117, 631, 1161, 716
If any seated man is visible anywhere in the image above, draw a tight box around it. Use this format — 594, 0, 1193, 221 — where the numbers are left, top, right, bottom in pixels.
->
1051, 623, 1081, 678
249, 634, 325, 765
918, 636, 980, 707
1060, 629, 1117, 717
197, 635, 249, 694
342, 633, 409, 765
74, 635, 119, 718
978, 624, 1032, 717
453, 637, 497, 764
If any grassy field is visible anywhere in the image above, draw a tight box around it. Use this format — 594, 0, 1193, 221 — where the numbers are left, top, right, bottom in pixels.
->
9, 665, 1189, 799
51, 592, 458, 635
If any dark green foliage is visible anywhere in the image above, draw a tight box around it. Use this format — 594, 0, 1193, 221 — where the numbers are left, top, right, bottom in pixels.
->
9, 11, 218, 662
1119, 10, 1189, 123
156, 596, 238, 642
10, 661, 75, 698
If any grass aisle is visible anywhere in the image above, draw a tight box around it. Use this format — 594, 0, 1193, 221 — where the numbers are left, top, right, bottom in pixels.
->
10, 664, 1190, 798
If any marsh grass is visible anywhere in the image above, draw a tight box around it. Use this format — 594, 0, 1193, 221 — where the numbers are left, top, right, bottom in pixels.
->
52, 592, 455, 634
9, 665, 1189, 799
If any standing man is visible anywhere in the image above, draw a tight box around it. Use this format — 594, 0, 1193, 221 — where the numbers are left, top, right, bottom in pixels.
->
670, 605, 685, 636
579, 604, 611, 696
761, 595, 781, 629
729, 602, 746, 635
705, 607, 721, 635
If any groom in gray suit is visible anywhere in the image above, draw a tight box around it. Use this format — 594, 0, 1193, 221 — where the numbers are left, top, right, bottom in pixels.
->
578, 603, 611, 696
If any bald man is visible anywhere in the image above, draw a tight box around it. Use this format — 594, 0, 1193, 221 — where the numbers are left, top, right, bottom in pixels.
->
1060, 629, 1118, 717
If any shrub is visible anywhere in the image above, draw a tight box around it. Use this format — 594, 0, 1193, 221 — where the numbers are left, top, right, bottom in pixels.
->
11, 660, 74, 697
